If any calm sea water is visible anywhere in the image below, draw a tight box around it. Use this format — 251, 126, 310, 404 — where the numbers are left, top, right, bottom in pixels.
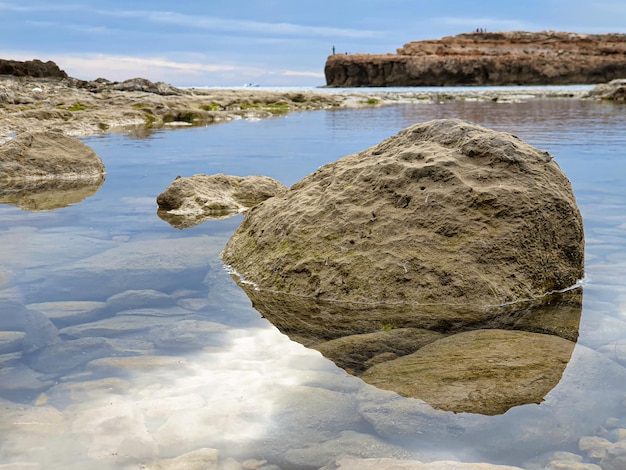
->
1, 98, 626, 469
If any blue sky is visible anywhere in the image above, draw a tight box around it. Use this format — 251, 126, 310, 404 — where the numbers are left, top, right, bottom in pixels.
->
1, 1, 624, 87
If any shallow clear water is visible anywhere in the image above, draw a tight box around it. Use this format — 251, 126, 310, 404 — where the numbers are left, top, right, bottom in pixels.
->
1, 98, 626, 469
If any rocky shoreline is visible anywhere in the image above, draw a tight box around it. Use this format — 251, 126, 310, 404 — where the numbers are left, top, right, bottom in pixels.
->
325, 31, 626, 87
0, 75, 606, 143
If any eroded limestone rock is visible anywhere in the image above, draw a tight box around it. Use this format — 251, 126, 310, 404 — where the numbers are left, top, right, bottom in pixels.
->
157, 173, 286, 228
223, 118, 584, 307
0, 131, 106, 187
222, 118, 585, 415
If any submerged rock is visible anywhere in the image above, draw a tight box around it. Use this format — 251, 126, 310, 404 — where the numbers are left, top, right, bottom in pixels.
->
223, 118, 584, 307
360, 328, 576, 415
322, 457, 524, 469
157, 173, 286, 228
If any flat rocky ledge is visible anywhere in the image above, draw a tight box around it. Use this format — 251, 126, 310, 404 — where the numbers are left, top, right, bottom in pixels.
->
0, 75, 596, 142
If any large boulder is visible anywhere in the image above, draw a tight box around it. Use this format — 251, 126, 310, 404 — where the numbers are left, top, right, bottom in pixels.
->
0, 131, 106, 183
157, 173, 286, 228
223, 118, 584, 308
222, 118, 585, 414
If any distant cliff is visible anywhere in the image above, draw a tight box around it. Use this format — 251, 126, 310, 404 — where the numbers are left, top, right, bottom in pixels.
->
324, 31, 626, 87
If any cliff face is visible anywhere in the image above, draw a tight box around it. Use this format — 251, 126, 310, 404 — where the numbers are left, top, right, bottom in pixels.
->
324, 31, 626, 87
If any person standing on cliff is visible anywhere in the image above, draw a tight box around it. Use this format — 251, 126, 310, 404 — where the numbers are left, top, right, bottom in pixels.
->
332, 45, 335, 55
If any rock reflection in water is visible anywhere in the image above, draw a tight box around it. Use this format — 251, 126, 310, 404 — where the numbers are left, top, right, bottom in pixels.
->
157, 207, 239, 229
0, 177, 105, 211
233, 282, 582, 416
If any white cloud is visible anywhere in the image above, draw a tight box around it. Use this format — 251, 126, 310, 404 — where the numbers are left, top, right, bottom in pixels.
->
0, 49, 324, 86
0, 1, 81, 12
58, 54, 242, 79
97, 9, 380, 39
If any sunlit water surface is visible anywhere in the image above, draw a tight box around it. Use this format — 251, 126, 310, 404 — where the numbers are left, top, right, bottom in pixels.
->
1, 98, 626, 469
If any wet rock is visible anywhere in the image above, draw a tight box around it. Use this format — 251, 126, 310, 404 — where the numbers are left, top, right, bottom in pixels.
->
0, 401, 68, 462
21, 313, 59, 354
136, 392, 206, 422
86, 355, 194, 375
579, 436, 611, 459
157, 174, 287, 228
0, 131, 106, 183
312, 328, 443, 374
600, 440, 626, 470
23, 337, 122, 374
356, 386, 469, 445
360, 329, 576, 415
27, 301, 107, 328
144, 448, 220, 470
108, 77, 183, 96
70, 396, 158, 462
0, 304, 60, 354
322, 458, 524, 469
586, 79, 626, 101
59, 314, 177, 339
0, 361, 56, 402
223, 118, 584, 309
255, 385, 367, 463
151, 319, 228, 351
0, 331, 26, 354
45, 377, 132, 406
118, 306, 192, 318
105, 289, 176, 313
32, 236, 222, 301
222, 118, 585, 413
284, 430, 411, 468
524, 451, 596, 470
0, 300, 36, 330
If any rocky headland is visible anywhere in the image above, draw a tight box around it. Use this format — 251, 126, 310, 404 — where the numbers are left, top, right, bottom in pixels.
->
325, 31, 626, 87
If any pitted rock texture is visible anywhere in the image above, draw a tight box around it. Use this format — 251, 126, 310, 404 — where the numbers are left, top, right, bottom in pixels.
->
222, 118, 584, 308
0, 131, 106, 182
325, 31, 626, 87
157, 173, 287, 228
